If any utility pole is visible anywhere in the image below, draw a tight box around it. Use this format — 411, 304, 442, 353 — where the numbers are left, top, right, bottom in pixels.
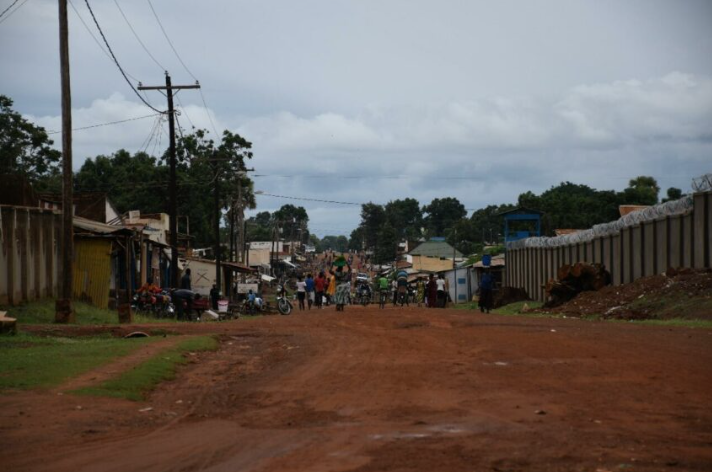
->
56, 0, 74, 323
235, 169, 254, 265
211, 155, 222, 295
138, 74, 199, 288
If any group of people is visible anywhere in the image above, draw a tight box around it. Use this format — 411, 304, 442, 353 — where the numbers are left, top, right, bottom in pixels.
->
294, 271, 337, 310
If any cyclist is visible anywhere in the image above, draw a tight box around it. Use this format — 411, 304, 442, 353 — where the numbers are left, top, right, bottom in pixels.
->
378, 274, 389, 309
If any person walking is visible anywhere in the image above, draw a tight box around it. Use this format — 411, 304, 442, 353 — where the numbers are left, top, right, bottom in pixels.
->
209, 284, 220, 310
296, 275, 307, 311
314, 271, 326, 309
416, 278, 425, 307
180, 268, 192, 290
305, 273, 315, 310
427, 274, 437, 308
436, 274, 447, 308
326, 275, 335, 306
172, 288, 197, 321
478, 269, 495, 313
330, 262, 352, 312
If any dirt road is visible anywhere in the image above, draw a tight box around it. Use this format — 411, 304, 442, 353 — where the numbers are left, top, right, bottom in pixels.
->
2, 306, 711, 471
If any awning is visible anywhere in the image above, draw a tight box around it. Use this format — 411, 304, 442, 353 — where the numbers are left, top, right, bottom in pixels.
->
261, 274, 276, 283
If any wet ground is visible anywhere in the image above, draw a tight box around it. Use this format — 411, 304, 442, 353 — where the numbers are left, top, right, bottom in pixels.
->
2, 305, 711, 471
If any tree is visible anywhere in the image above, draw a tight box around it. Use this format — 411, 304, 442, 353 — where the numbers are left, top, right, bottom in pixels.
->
662, 187, 683, 203
622, 176, 659, 206
374, 224, 398, 264
422, 197, 466, 237
359, 203, 386, 250
0, 95, 61, 186
246, 211, 273, 242
348, 227, 364, 251
273, 204, 309, 243
384, 198, 423, 241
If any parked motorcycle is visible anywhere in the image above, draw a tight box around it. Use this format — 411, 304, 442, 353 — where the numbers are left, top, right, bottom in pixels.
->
276, 285, 293, 315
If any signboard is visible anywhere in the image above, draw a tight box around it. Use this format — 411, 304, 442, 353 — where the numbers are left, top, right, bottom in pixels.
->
236, 283, 259, 294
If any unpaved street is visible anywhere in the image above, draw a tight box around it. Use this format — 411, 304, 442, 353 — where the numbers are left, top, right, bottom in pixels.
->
2, 307, 711, 471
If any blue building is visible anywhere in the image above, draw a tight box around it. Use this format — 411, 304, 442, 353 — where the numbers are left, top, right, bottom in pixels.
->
499, 207, 543, 243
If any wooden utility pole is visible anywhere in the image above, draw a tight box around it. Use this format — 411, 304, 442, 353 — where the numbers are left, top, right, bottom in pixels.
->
56, 0, 75, 323
138, 74, 199, 288
212, 156, 222, 294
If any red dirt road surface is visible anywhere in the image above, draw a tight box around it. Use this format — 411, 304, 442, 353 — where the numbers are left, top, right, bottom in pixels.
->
2, 306, 712, 471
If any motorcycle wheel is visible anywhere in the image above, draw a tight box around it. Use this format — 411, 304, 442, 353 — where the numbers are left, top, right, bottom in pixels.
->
278, 298, 292, 315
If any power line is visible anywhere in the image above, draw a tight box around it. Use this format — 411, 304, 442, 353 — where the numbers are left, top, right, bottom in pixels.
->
255, 191, 479, 212
82, 0, 164, 114
199, 87, 221, 139
113, 0, 165, 71
0, 0, 21, 19
46, 113, 161, 135
68, 0, 142, 83
256, 192, 361, 206
254, 173, 475, 181
0, 0, 28, 25
146, 0, 196, 81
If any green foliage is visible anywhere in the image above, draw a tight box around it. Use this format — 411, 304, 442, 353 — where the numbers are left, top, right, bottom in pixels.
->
374, 224, 398, 263
1, 299, 177, 325
74, 128, 255, 247
273, 204, 309, 243
385, 198, 423, 240
422, 197, 467, 237
0, 334, 155, 391
73, 336, 218, 401
0, 95, 61, 185
320, 235, 349, 252
662, 187, 683, 203
622, 176, 660, 206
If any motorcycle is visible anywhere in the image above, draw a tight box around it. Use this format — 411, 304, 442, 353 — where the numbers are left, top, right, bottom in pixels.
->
131, 290, 174, 318
276, 284, 293, 315
356, 283, 371, 306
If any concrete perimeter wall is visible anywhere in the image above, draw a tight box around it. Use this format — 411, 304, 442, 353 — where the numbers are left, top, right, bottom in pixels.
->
0, 206, 62, 305
505, 191, 712, 302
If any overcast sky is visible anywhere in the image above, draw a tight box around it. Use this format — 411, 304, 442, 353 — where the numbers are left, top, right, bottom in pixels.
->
2, 0, 711, 236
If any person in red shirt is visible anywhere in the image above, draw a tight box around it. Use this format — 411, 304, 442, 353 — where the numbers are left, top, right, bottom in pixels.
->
314, 271, 326, 309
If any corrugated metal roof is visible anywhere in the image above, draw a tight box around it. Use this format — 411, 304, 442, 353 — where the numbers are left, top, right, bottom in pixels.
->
408, 240, 463, 259
73, 216, 134, 236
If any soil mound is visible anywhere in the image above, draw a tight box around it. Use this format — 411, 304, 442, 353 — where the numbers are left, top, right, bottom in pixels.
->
547, 268, 712, 320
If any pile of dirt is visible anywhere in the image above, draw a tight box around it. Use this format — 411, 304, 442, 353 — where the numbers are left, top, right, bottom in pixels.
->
547, 267, 712, 320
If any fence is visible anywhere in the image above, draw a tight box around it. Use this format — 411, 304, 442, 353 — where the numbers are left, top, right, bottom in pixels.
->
0, 206, 62, 305
505, 191, 712, 302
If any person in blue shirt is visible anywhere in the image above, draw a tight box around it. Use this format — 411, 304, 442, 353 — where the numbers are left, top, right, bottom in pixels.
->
478, 270, 495, 313
305, 273, 316, 310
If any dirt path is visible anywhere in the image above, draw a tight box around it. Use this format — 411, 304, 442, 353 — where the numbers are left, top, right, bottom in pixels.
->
57, 336, 183, 392
2, 306, 711, 471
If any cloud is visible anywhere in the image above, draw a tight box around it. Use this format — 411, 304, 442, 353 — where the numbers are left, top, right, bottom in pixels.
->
21, 72, 712, 236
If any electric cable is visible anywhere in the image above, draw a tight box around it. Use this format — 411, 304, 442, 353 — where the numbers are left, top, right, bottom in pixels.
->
83, 0, 165, 114
146, 0, 196, 80
145, 0, 220, 138
0, 0, 21, 19
0, 0, 27, 25
46, 113, 161, 135
113, 0, 166, 72
69, 0, 143, 84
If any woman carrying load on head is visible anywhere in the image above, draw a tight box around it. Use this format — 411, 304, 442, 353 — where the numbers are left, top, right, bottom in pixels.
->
330, 258, 352, 312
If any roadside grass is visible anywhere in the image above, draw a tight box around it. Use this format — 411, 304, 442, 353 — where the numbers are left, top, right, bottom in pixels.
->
598, 317, 712, 329
73, 335, 219, 401
0, 333, 156, 391
456, 300, 712, 328
625, 293, 712, 320
1, 299, 178, 325
454, 300, 550, 316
